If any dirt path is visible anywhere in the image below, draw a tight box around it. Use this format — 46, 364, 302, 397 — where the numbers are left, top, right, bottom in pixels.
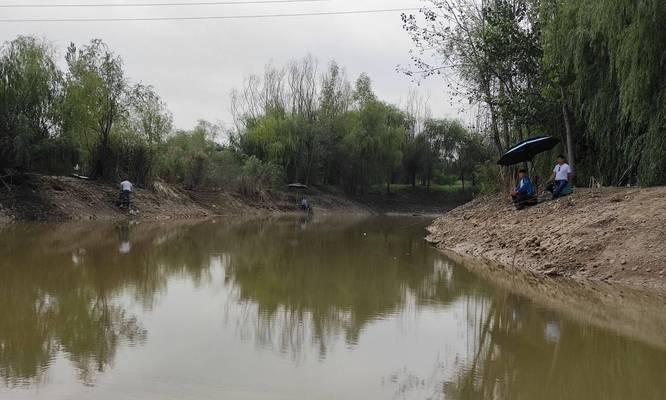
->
426, 187, 666, 291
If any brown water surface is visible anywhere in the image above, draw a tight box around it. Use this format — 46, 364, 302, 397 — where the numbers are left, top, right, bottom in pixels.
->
0, 217, 664, 399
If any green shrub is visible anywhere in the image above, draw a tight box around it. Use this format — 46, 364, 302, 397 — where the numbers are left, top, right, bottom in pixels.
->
433, 174, 459, 186
237, 156, 284, 198
473, 161, 502, 195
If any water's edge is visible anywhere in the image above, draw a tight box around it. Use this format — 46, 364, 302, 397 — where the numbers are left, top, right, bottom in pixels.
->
433, 246, 666, 351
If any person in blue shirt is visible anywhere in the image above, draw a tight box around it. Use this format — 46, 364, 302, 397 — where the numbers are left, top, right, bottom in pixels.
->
511, 169, 535, 210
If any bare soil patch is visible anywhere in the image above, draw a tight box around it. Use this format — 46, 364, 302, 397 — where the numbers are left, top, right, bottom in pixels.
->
426, 187, 666, 291
0, 174, 371, 223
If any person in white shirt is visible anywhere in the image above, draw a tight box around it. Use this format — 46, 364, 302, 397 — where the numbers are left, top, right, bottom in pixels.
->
546, 155, 572, 199
119, 180, 133, 209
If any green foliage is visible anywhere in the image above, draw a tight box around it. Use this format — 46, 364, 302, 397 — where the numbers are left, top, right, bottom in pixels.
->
64, 39, 128, 179
5, 3, 666, 197
406, 0, 666, 188
155, 121, 281, 196
413, 119, 492, 191
474, 161, 504, 194
240, 109, 312, 184
542, 0, 666, 185
237, 156, 284, 198
1, 35, 488, 198
403, 0, 548, 159
0, 36, 68, 171
342, 101, 406, 193
0, 37, 176, 184
234, 71, 426, 195
433, 174, 459, 186
230, 61, 498, 196
352, 73, 377, 106
156, 121, 221, 188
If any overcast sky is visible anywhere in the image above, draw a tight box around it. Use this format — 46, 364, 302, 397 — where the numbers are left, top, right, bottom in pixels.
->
0, 0, 471, 129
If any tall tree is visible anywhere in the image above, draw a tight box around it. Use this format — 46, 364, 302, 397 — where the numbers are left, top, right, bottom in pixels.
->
541, 0, 666, 185
129, 84, 173, 148
64, 39, 127, 179
352, 73, 377, 107
0, 36, 64, 171
317, 62, 352, 185
402, 0, 547, 159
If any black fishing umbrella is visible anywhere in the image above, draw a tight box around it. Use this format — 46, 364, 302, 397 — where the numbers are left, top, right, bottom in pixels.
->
497, 136, 560, 166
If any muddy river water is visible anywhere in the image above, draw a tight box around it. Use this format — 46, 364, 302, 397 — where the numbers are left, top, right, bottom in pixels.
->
0, 217, 665, 400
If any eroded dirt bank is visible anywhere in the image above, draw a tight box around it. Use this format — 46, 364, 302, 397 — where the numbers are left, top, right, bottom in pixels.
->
0, 174, 371, 223
426, 187, 666, 291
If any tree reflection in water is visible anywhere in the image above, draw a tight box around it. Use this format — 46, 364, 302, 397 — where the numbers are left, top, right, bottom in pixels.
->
220, 217, 481, 359
423, 292, 666, 400
3, 217, 663, 399
0, 220, 222, 386
0, 217, 455, 384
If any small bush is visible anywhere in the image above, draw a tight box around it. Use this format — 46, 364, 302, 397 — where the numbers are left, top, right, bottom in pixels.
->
237, 156, 284, 198
473, 161, 502, 195
433, 174, 459, 186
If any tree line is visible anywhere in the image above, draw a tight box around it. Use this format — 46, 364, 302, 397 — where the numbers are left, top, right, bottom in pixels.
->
229, 58, 491, 193
2, 0, 664, 198
403, 0, 666, 187
0, 36, 489, 196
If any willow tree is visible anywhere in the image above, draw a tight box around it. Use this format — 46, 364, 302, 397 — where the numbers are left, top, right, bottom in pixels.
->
0, 37, 65, 171
124, 84, 173, 181
64, 39, 127, 179
342, 75, 407, 194
542, 0, 666, 185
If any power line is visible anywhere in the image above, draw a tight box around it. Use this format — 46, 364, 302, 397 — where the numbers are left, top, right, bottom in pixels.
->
0, 7, 420, 23
0, 0, 328, 8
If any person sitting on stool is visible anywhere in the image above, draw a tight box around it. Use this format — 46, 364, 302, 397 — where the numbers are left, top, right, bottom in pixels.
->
511, 169, 534, 210
545, 155, 572, 199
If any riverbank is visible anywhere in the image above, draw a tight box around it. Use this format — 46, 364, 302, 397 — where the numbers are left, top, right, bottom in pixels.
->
0, 174, 369, 222
0, 174, 468, 223
426, 186, 666, 291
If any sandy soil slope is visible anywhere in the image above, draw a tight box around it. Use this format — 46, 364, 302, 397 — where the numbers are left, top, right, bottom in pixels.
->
0, 174, 371, 222
426, 187, 666, 291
